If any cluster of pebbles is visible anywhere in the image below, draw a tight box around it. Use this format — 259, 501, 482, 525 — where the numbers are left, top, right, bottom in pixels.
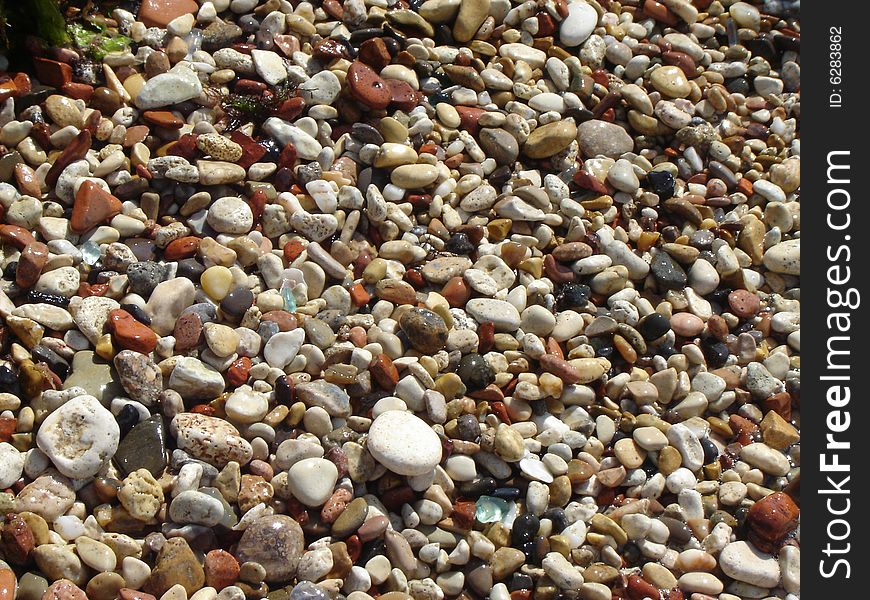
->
0, 0, 800, 599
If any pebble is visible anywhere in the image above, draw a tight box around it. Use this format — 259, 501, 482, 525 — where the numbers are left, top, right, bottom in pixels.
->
577, 120, 634, 158
524, 120, 577, 159
366, 410, 442, 476
399, 308, 449, 353
135, 65, 203, 109
36, 394, 120, 479
465, 299, 521, 332
719, 541, 781, 588
145, 538, 205, 597
235, 515, 304, 583
560, 1, 597, 47
288, 458, 339, 506
172, 413, 253, 467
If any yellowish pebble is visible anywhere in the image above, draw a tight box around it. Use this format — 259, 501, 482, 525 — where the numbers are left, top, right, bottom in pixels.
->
201, 266, 234, 300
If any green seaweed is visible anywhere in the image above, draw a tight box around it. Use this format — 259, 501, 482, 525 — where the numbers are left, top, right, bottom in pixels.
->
68, 22, 131, 61
31, 0, 70, 46
219, 80, 298, 131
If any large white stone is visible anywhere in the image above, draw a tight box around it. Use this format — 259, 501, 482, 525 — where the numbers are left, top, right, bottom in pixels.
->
36, 395, 120, 479
135, 65, 203, 109
560, 1, 598, 47
720, 541, 781, 588
366, 410, 442, 476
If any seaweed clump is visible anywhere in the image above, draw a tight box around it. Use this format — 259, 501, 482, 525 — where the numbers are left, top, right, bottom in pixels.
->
219, 80, 298, 132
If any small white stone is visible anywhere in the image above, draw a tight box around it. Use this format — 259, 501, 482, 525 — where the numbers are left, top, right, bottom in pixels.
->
264, 329, 306, 369
287, 457, 338, 506
0, 442, 24, 488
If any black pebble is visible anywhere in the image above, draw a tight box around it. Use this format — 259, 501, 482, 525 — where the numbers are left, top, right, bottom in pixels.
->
115, 404, 140, 438
3, 262, 16, 280
512, 514, 540, 546
651, 252, 687, 290
555, 283, 591, 310
543, 508, 569, 532
275, 375, 293, 405
458, 477, 497, 498
492, 487, 521, 501
726, 77, 751, 94
176, 258, 205, 283
589, 337, 614, 358
647, 170, 675, 199
120, 303, 151, 326
24, 290, 70, 307
0, 366, 19, 395
32, 346, 69, 379
509, 574, 533, 592
444, 232, 474, 255
638, 313, 671, 341
701, 338, 730, 369
701, 437, 720, 464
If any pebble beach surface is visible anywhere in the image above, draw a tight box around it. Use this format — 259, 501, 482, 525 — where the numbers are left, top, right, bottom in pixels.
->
0, 0, 799, 599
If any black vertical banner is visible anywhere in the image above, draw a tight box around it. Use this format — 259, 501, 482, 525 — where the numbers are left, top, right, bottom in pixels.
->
804, 0, 867, 594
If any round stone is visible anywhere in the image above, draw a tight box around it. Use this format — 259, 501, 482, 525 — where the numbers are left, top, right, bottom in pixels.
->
207, 197, 254, 234
287, 458, 339, 506
399, 308, 449, 353
456, 353, 494, 392
560, 0, 598, 47
235, 515, 305, 583
650, 66, 691, 98
366, 410, 443, 476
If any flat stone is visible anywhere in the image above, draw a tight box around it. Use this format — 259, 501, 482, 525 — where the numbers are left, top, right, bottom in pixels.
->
114, 350, 163, 406
139, 0, 198, 28
762, 239, 799, 275
465, 299, 521, 332
347, 62, 391, 110
453, 0, 490, 42
479, 128, 519, 166
719, 541, 781, 588
145, 537, 204, 597
146, 278, 195, 336
264, 329, 305, 369
650, 66, 691, 98
63, 351, 123, 405
400, 308, 449, 353
135, 65, 202, 109
251, 49, 287, 85
169, 490, 226, 526
169, 357, 225, 400
524, 120, 577, 159
577, 120, 634, 158
14, 474, 76, 522
295, 380, 352, 417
